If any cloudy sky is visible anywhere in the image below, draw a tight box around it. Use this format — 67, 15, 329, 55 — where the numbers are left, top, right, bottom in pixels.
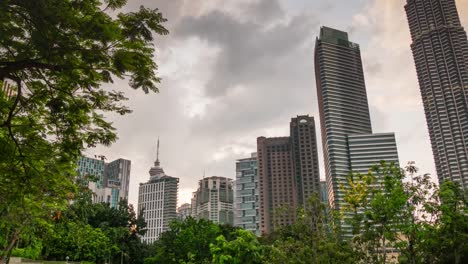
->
89, 0, 468, 207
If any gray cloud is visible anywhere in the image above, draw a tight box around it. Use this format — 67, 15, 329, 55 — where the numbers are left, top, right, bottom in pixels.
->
90, 0, 468, 208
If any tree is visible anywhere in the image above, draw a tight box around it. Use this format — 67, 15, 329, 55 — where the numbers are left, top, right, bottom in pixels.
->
342, 161, 407, 263
210, 229, 264, 264
262, 193, 356, 264
0, 0, 168, 261
144, 217, 242, 264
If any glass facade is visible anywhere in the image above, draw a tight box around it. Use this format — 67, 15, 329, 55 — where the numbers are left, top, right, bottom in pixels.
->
234, 153, 259, 236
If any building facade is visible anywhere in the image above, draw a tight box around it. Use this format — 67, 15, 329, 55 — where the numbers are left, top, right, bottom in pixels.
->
405, 0, 468, 189
138, 146, 178, 243
77, 156, 131, 208
235, 153, 260, 235
314, 27, 400, 235
192, 176, 234, 225
257, 115, 321, 235
177, 203, 192, 220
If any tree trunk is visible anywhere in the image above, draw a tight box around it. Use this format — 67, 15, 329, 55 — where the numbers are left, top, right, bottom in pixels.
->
0, 231, 20, 264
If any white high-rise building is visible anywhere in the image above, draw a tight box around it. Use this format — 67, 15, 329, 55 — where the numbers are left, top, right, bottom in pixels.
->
138, 140, 178, 243
192, 176, 234, 225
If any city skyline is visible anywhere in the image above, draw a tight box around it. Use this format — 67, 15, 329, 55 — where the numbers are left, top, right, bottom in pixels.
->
83, 0, 468, 208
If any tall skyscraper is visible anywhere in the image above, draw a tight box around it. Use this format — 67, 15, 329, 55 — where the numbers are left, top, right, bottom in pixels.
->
235, 153, 260, 235
138, 141, 178, 243
257, 115, 321, 234
192, 176, 234, 225
77, 156, 131, 208
314, 27, 400, 234
405, 0, 468, 189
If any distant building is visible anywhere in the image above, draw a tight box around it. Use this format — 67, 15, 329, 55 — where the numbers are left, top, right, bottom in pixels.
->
192, 176, 234, 225
405, 0, 468, 188
177, 203, 192, 220
1, 79, 17, 98
314, 26, 400, 236
257, 115, 321, 234
77, 156, 131, 208
234, 153, 259, 235
138, 140, 179, 243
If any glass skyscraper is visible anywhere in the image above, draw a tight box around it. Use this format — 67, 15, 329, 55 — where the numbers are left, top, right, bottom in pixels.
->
77, 156, 131, 208
405, 0, 468, 189
235, 153, 259, 235
314, 27, 400, 235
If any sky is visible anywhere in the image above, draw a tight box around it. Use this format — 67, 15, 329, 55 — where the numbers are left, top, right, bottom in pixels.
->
88, 0, 468, 208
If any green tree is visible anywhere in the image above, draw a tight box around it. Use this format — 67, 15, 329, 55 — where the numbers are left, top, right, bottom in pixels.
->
145, 217, 240, 264
342, 161, 407, 263
262, 193, 356, 264
0, 0, 168, 261
420, 181, 468, 264
210, 229, 264, 264
43, 221, 111, 263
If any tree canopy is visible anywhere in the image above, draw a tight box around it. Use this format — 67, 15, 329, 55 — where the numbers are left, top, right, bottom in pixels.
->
0, 0, 168, 261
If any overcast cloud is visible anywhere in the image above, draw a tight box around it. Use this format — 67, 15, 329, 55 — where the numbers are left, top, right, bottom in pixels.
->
90, 0, 468, 207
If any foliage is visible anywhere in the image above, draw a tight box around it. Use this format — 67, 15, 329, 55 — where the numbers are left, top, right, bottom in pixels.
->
0, 0, 167, 260
262, 193, 356, 264
342, 161, 407, 263
145, 217, 239, 264
210, 229, 264, 264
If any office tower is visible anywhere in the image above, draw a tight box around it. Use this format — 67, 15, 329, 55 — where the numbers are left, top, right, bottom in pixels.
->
105, 159, 131, 203
314, 27, 400, 235
290, 116, 321, 205
138, 141, 179, 243
235, 153, 260, 235
405, 0, 468, 188
192, 176, 234, 225
257, 115, 321, 234
177, 203, 192, 220
77, 156, 131, 208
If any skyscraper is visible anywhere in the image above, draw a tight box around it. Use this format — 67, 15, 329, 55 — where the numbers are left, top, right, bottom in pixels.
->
405, 0, 468, 189
192, 176, 234, 225
257, 115, 320, 234
235, 153, 259, 235
138, 141, 178, 243
77, 156, 131, 208
314, 27, 400, 233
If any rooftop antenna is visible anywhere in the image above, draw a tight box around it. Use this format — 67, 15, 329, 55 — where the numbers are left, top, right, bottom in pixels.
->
155, 137, 160, 165
203, 168, 205, 179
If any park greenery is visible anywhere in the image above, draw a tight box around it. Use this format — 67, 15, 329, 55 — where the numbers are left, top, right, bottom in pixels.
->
0, 0, 467, 263
2, 162, 467, 264
0, 0, 168, 262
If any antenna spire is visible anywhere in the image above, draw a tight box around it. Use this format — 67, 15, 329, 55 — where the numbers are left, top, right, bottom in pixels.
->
155, 137, 160, 165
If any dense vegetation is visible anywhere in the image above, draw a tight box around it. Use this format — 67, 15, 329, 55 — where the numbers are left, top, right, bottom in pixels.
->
0, 0, 167, 262
5, 163, 466, 264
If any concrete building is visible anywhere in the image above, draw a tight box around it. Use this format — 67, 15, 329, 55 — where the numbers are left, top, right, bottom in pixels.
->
405, 0, 468, 189
192, 176, 234, 225
77, 156, 131, 208
177, 203, 192, 220
138, 141, 179, 243
234, 153, 259, 235
314, 27, 400, 236
257, 115, 321, 234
